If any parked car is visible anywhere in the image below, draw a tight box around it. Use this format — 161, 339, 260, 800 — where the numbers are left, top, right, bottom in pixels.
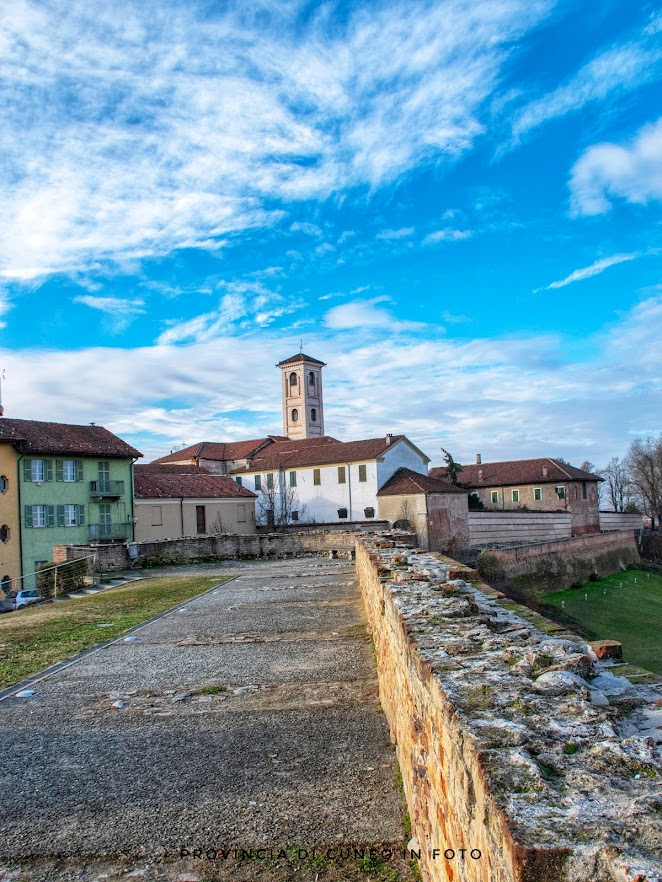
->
6, 589, 42, 610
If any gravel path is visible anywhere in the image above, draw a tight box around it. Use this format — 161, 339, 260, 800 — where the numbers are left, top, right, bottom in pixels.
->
0, 558, 408, 881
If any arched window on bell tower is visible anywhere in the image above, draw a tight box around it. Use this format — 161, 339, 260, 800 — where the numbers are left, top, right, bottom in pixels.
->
289, 371, 298, 389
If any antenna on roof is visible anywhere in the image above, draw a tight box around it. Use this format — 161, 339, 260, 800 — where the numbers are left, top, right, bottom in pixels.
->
0, 369, 5, 417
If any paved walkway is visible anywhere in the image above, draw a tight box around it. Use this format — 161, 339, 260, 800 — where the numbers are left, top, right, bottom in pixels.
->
0, 559, 409, 881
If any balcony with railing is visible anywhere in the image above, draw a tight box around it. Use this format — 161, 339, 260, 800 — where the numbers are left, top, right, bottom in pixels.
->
88, 523, 131, 542
89, 480, 125, 498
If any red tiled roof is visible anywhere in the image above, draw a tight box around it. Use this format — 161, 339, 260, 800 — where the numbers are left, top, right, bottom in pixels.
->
429, 457, 602, 488
0, 418, 142, 458
378, 468, 468, 496
230, 434, 426, 472
135, 463, 213, 475
134, 469, 256, 500
276, 353, 326, 367
152, 438, 272, 465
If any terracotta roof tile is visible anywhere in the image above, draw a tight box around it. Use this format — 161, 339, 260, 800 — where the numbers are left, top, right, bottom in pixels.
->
429, 457, 602, 487
153, 438, 271, 464
230, 435, 411, 472
134, 468, 256, 499
0, 418, 142, 458
276, 353, 326, 367
378, 468, 467, 496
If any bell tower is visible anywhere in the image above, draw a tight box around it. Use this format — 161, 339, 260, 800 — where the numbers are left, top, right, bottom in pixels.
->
276, 353, 326, 440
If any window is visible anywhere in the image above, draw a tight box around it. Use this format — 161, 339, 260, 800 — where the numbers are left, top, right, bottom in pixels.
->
196, 505, 206, 534
338, 466, 346, 484
63, 504, 78, 527
337, 508, 348, 519
310, 408, 317, 422
151, 506, 163, 526
291, 510, 299, 521
313, 468, 321, 486
512, 489, 520, 503
235, 476, 242, 486
582, 481, 588, 500
98, 461, 110, 483
0, 525, 9, 543
534, 488, 542, 501
25, 504, 53, 528
491, 490, 499, 504
291, 408, 299, 422
1, 575, 11, 594
254, 474, 262, 491
266, 473, 274, 489
59, 460, 78, 482
555, 485, 566, 500
289, 371, 298, 388
237, 504, 246, 523
25, 459, 50, 482
358, 464, 367, 482
364, 507, 375, 518
309, 371, 315, 388
0, 475, 7, 493
289, 471, 297, 487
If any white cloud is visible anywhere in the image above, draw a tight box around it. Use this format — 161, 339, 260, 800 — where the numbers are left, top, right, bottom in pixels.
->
324, 296, 424, 331
4, 294, 660, 463
0, 0, 554, 280
423, 228, 473, 245
541, 253, 639, 290
73, 295, 146, 315
376, 227, 414, 240
570, 117, 662, 215
289, 222, 323, 237
512, 21, 662, 140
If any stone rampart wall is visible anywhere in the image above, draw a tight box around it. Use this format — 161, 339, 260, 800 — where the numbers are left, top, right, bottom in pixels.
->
468, 511, 572, 547
489, 530, 640, 593
54, 529, 416, 572
355, 533, 661, 882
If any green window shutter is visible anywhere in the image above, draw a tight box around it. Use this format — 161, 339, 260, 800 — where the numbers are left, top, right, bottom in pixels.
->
24, 460, 32, 482
45, 461, 53, 482
254, 474, 261, 491
358, 464, 367, 482
56, 460, 64, 481
47, 505, 55, 527
289, 471, 297, 487
76, 461, 84, 481
313, 469, 321, 486
78, 505, 85, 526
24, 505, 33, 527
57, 505, 65, 527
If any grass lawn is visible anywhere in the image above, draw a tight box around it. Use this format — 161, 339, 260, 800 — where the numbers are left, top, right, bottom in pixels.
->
0, 574, 232, 690
546, 569, 662, 675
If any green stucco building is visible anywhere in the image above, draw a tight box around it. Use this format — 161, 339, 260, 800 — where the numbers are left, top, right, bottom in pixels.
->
0, 419, 142, 591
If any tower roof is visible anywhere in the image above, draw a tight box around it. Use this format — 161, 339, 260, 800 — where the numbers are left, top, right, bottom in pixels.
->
276, 353, 326, 367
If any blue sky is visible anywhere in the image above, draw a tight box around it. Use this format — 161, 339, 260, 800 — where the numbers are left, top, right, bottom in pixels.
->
1, 0, 660, 466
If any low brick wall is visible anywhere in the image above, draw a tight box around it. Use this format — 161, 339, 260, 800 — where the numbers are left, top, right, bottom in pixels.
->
468, 511, 572, 547
55, 529, 416, 571
488, 530, 640, 593
356, 534, 661, 882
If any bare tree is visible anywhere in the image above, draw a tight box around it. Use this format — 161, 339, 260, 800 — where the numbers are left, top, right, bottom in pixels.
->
208, 512, 228, 534
255, 472, 308, 529
626, 436, 662, 528
600, 457, 633, 512
394, 499, 415, 530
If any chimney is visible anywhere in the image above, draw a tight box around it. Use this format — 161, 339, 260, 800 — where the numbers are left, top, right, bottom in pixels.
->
478, 469, 484, 482
476, 453, 482, 465
542, 465, 548, 477
385, 433, 393, 446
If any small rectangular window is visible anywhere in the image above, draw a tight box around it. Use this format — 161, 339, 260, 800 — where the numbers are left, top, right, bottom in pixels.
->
337, 507, 348, 519
289, 471, 297, 487
338, 466, 346, 484
291, 510, 299, 521
151, 505, 163, 526
313, 468, 321, 486
358, 464, 367, 482
63, 504, 78, 527
266, 473, 274, 489
32, 505, 46, 527
235, 476, 242, 486
196, 505, 206, 534
364, 507, 375, 518
534, 487, 542, 501
32, 460, 45, 482
512, 489, 519, 503
491, 490, 499, 504
254, 474, 262, 491
556, 485, 566, 499
582, 481, 588, 500
62, 460, 77, 482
